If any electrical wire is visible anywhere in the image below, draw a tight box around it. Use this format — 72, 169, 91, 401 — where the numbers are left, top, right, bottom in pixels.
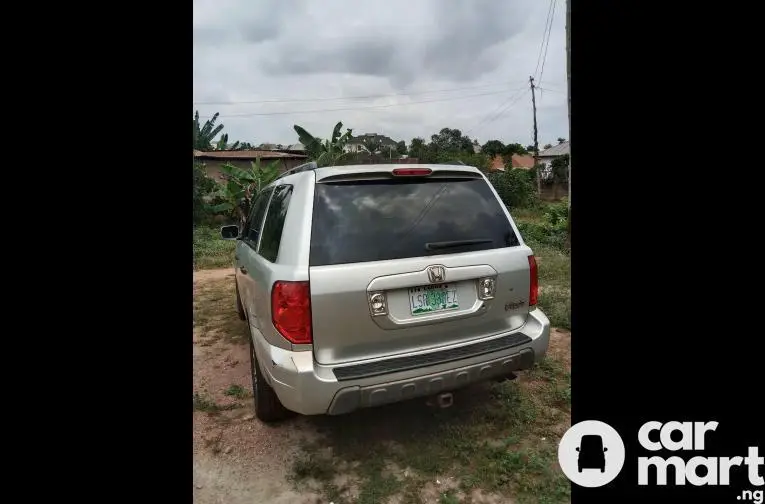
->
463, 87, 529, 137
196, 88, 517, 118
193, 79, 529, 106
538, 0, 558, 87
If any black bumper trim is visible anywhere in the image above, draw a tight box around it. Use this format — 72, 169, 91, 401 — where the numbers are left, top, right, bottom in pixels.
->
332, 332, 533, 381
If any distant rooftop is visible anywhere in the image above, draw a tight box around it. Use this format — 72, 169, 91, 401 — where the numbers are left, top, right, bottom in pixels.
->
538, 141, 570, 157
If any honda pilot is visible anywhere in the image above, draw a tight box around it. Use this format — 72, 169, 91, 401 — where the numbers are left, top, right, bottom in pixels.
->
219, 162, 550, 422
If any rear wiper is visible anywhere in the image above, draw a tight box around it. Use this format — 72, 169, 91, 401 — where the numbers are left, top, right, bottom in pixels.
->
425, 239, 493, 251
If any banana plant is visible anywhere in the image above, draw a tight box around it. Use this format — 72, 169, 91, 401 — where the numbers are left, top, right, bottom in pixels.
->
293, 121, 353, 167
209, 158, 281, 227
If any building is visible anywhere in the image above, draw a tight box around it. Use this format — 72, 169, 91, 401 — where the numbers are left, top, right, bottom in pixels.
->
488, 154, 536, 172
538, 141, 570, 168
193, 150, 308, 183
343, 133, 399, 154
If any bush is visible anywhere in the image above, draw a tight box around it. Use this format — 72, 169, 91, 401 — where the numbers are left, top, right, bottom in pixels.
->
487, 168, 538, 209
517, 200, 569, 251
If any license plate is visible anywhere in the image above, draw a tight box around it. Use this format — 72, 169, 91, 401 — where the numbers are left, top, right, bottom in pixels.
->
408, 283, 459, 315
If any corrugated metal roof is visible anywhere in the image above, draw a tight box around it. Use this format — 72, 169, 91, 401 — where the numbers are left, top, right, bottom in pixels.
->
193, 150, 308, 160
538, 141, 570, 157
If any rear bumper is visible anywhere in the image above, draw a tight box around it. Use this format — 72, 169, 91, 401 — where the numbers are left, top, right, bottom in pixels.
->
254, 308, 550, 416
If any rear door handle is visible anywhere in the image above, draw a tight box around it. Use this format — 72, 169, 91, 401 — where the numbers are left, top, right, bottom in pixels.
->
240, 266, 248, 274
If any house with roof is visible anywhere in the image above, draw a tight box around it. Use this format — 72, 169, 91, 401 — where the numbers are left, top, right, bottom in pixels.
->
488, 154, 536, 172
343, 133, 399, 155
538, 141, 570, 167
193, 150, 308, 184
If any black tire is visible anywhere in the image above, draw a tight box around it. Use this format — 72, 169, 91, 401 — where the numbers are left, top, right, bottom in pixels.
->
249, 337, 291, 422
235, 280, 246, 321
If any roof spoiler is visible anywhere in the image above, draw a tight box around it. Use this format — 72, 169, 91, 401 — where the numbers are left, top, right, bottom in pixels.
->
275, 161, 319, 181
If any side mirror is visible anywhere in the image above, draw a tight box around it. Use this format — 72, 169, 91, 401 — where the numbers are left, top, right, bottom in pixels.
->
220, 225, 240, 240
603, 447, 608, 452
575, 447, 580, 452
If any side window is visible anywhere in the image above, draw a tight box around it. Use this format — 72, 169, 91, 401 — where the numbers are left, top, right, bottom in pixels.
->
259, 184, 294, 263
243, 188, 274, 249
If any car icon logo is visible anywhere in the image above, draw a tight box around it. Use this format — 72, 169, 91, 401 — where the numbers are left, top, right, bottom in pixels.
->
576, 434, 608, 473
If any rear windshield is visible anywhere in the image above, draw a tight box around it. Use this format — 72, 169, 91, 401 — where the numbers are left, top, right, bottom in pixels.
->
310, 177, 519, 266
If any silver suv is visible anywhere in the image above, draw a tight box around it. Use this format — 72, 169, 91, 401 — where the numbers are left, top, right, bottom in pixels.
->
220, 163, 550, 422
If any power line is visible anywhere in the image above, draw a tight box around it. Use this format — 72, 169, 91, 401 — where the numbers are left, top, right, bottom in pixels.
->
193, 79, 531, 106
533, 0, 556, 80
538, 0, 558, 86
196, 88, 519, 118
463, 86, 529, 137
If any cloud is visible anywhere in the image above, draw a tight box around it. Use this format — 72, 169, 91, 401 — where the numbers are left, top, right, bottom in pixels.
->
193, 0, 569, 148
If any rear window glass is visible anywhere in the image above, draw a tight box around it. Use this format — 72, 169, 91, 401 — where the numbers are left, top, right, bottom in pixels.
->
310, 177, 519, 266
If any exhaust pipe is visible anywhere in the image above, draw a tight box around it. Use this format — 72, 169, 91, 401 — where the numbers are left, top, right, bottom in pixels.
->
435, 392, 453, 409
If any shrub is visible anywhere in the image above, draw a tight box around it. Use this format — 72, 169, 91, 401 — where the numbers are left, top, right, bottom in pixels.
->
487, 169, 538, 209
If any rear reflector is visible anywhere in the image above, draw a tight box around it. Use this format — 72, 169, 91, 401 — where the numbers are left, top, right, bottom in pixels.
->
392, 168, 432, 176
271, 281, 312, 344
528, 255, 539, 307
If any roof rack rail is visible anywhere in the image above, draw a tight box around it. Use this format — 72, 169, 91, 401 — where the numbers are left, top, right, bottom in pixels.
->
439, 160, 466, 165
275, 161, 319, 181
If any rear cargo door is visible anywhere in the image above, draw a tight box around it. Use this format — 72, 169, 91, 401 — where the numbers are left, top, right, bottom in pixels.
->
308, 171, 534, 366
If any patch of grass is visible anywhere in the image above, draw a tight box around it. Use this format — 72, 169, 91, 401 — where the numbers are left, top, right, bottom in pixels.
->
194, 226, 236, 270
534, 246, 571, 330
290, 353, 572, 504
192, 392, 242, 414
193, 279, 249, 344
439, 490, 460, 504
224, 384, 249, 399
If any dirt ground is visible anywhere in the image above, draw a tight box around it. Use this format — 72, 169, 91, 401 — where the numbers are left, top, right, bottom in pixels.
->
193, 268, 572, 504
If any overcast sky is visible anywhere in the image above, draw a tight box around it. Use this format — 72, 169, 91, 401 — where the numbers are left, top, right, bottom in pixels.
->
193, 0, 568, 148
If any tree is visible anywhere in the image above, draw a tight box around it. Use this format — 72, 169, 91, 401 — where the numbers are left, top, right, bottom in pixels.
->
549, 154, 570, 199
481, 140, 506, 159
214, 133, 241, 151
396, 140, 407, 156
429, 127, 474, 154
193, 161, 219, 225
293, 121, 353, 167
557, 137, 566, 144
193, 111, 224, 150
543, 143, 553, 150
525, 145, 535, 152
408, 137, 427, 160
210, 158, 281, 227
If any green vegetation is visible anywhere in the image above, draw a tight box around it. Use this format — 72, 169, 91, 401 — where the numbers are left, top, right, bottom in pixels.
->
193, 226, 236, 270
290, 356, 571, 504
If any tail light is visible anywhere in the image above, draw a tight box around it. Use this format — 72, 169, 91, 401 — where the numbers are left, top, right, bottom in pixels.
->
271, 281, 312, 344
392, 168, 432, 176
528, 255, 539, 307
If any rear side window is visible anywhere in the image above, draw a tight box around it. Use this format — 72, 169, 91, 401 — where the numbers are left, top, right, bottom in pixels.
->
243, 187, 274, 248
259, 184, 294, 263
310, 177, 519, 266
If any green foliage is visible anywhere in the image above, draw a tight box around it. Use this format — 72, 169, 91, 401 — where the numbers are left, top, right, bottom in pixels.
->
193, 162, 220, 225
209, 158, 281, 225
481, 139, 506, 158
487, 169, 538, 208
193, 111, 225, 150
193, 226, 237, 270
293, 121, 353, 167
515, 201, 569, 252
550, 154, 569, 185
396, 140, 407, 155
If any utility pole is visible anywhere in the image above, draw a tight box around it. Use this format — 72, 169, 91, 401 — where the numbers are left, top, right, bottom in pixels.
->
529, 76, 541, 196
565, 0, 571, 250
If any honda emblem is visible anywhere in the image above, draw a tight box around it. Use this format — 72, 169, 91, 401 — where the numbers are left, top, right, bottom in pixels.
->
427, 265, 446, 284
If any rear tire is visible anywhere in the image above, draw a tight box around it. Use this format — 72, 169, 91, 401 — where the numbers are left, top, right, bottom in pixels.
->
235, 280, 246, 321
249, 337, 291, 422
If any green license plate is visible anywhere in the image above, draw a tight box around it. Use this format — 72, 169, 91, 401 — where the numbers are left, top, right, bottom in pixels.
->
408, 283, 459, 315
